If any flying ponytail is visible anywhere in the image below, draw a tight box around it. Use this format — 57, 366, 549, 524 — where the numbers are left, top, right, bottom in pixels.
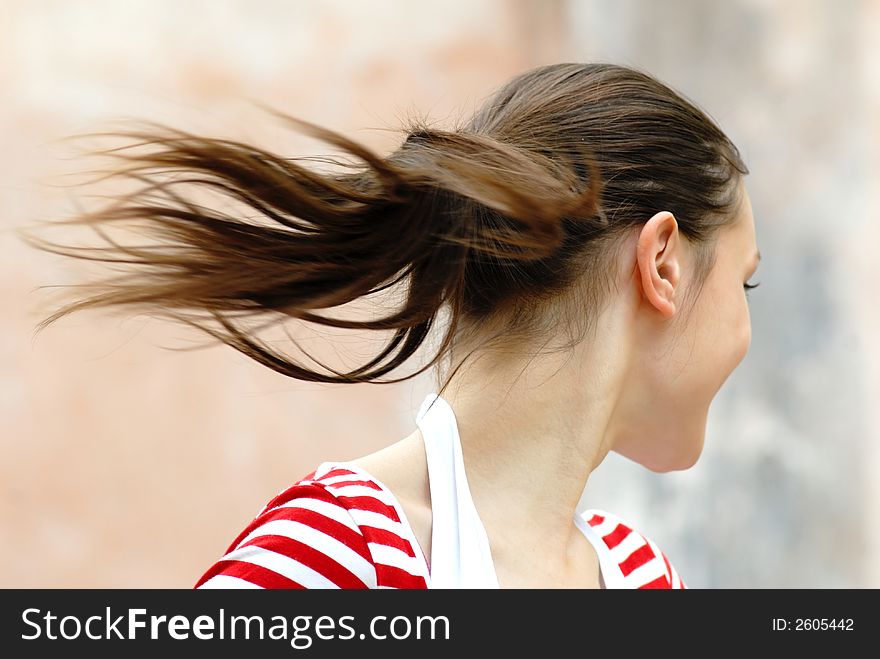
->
20, 62, 747, 391
18, 103, 602, 386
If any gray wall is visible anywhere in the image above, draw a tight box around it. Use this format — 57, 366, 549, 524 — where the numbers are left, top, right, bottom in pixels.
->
568, 0, 879, 587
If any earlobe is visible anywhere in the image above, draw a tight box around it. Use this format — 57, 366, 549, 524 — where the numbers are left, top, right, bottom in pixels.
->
636, 211, 681, 319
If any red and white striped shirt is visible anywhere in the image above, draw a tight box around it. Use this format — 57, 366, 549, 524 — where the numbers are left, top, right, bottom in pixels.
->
195, 462, 688, 589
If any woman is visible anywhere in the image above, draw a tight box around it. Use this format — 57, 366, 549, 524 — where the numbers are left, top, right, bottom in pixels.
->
23, 62, 759, 589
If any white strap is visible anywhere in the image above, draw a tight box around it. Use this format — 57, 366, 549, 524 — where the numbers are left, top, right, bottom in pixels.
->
416, 392, 499, 588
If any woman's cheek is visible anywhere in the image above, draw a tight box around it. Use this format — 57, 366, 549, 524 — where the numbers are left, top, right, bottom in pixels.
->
738, 310, 752, 362
727, 299, 752, 373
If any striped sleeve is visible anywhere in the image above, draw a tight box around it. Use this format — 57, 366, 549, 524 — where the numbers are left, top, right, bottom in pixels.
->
660, 545, 688, 589
584, 509, 688, 589
195, 480, 378, 589
314, 466, 430, 589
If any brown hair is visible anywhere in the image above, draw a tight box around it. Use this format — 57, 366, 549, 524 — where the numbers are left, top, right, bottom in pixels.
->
19, 62, 748, 398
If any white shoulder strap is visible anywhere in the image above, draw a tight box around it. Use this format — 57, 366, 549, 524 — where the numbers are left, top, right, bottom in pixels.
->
416, 392, 499, 588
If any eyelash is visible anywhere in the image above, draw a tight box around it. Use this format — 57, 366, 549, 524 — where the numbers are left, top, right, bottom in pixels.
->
744, 281, 761, 295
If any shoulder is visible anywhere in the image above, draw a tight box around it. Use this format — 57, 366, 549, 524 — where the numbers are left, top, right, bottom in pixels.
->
195, 463, 428, 589
581, 508, 688, 589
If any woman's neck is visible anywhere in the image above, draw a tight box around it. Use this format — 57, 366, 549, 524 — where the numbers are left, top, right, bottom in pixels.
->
439, 324, 631, 570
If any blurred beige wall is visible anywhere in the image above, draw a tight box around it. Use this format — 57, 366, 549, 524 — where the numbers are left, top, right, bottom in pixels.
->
2, 0, 877, 587
2, 0, 572, 588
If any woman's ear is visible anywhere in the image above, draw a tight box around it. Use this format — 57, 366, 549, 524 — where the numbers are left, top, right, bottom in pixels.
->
636, 211, 681, 319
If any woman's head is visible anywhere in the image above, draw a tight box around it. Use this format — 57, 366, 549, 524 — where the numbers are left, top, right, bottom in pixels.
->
19, 61, 752, 471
